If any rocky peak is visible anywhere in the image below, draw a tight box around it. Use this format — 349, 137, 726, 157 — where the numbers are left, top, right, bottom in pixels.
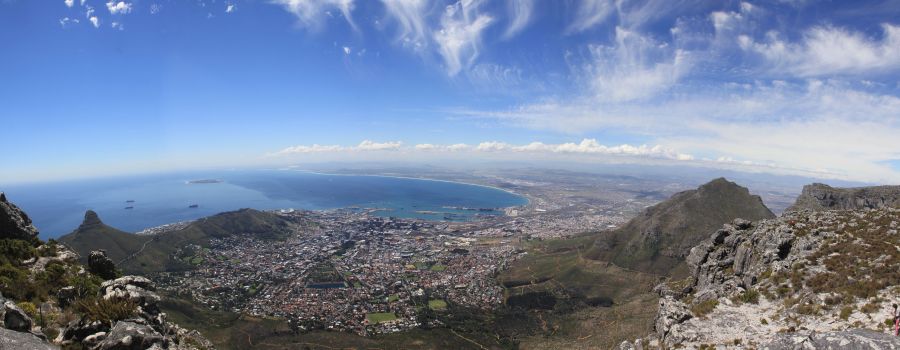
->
588, 178, 775, 275
80, 210, 102, 228
787, 183, 900, 211
0, 192, 39, 242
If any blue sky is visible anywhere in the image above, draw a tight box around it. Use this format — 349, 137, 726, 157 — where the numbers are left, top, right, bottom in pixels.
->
2, 0, 900, 184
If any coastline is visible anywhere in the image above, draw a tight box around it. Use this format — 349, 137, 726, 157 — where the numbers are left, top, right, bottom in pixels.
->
286, 169, 532, 206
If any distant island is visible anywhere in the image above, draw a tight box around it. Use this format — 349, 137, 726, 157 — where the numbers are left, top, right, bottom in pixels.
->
187, 179, 223, 184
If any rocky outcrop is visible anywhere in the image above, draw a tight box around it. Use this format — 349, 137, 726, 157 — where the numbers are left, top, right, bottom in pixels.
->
787, 183, 900, 212
651, 208, 900, 348
589, 178, 775, 275
61, 276, 212, 349
0, 192, 40, 242
0, 327, 56, 350
95, 321, 165, 350
100, 276, 161, 308
762, 329, 900, 350
89, 250, 119, 280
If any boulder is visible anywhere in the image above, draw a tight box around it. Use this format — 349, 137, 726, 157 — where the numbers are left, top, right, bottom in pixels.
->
100, 276, 161, 308
3, 300, 34, 332
0, 192, 40, 242
89, 250, 118, 280
95, 321, 165, 350
0, 327, 56, 350
62, 319, 109, 343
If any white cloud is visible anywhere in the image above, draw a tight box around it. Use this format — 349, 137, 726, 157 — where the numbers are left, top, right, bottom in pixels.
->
271, 0, 357, 31
463, 79, 900, 182
111, 21, 123, 30
275, 139, 691, 161
274, 140, 402, 155
89, 16, 99, 28
226, 4, 236, 13
59, 17, 80, 27
434, 0, 494, 76
568, 0, 614, 33
588, 27, 691, 102
502, 0, 535, 39
741, 23, 900, 77
105, 1, 132, 15
65, 0, 75, 8
342, 46, 351, 55
380, 0, 430, 50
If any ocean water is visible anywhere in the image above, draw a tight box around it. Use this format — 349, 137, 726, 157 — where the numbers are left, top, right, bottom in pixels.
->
2, 170, 527, 239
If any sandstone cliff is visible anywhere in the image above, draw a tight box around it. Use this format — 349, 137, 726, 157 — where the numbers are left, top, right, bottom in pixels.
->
787, 183, 900, 212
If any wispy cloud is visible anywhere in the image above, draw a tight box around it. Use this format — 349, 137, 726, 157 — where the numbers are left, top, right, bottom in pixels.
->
434, 0, 494, 76
271, 0, 357, 30
380, 0, 430, 50
740, 23, 900, 77
568, 0, 615, 33
502, 0, 535, 39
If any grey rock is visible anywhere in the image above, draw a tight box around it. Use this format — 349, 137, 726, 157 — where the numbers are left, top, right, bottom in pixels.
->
3, 300, 33, 332
62, 319, 109, 342
100, 276, 161, 308
787, 183, 900, 212
0, 192, 39, 242
96, 321, 165, 350
89, 250, 118, 280
57, 286, 76, 308
762, 329, 900, 350
0, 327, 57, 350
654, 296, 692, 343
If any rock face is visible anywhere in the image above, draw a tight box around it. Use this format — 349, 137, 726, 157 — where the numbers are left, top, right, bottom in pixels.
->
762, 329, 900, 350
96, 321, 165, 350
589, 178, 775, 275
61, 276, 213, 349
89, 250, 119, 280
0, 192, 40, 242
0, 327, 56, 350
652, 208, 900, 348
787, 183, 900, 212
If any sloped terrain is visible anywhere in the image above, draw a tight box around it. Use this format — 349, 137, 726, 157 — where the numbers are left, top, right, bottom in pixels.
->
587, 178, 774, 275
647, 208, 900, 349
58, 210, 152, 264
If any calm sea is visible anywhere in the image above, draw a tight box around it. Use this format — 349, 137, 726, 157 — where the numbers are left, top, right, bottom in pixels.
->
2, 170, 527, 239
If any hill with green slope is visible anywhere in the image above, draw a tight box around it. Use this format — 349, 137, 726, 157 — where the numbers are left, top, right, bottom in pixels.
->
61, 208, 297, 274
587, 177, 775, 275
58, 210, 152, 264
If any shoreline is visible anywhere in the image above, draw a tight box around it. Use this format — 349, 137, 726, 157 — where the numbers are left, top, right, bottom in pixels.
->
286, 169, 531, 206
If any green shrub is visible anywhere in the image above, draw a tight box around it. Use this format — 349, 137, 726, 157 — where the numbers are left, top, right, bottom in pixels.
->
691, 299, 719, 317
75, 298, 137, 322
840, 306, 853, 320
16, 301, 37, 319
740, 289, 760, 304
0, 239, 36, 265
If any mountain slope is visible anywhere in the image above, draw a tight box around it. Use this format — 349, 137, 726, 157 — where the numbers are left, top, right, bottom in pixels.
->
60, 208, 297, 274
58, 210, 152, 264
786, 183, 900, 211
587, 178, 775, 275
